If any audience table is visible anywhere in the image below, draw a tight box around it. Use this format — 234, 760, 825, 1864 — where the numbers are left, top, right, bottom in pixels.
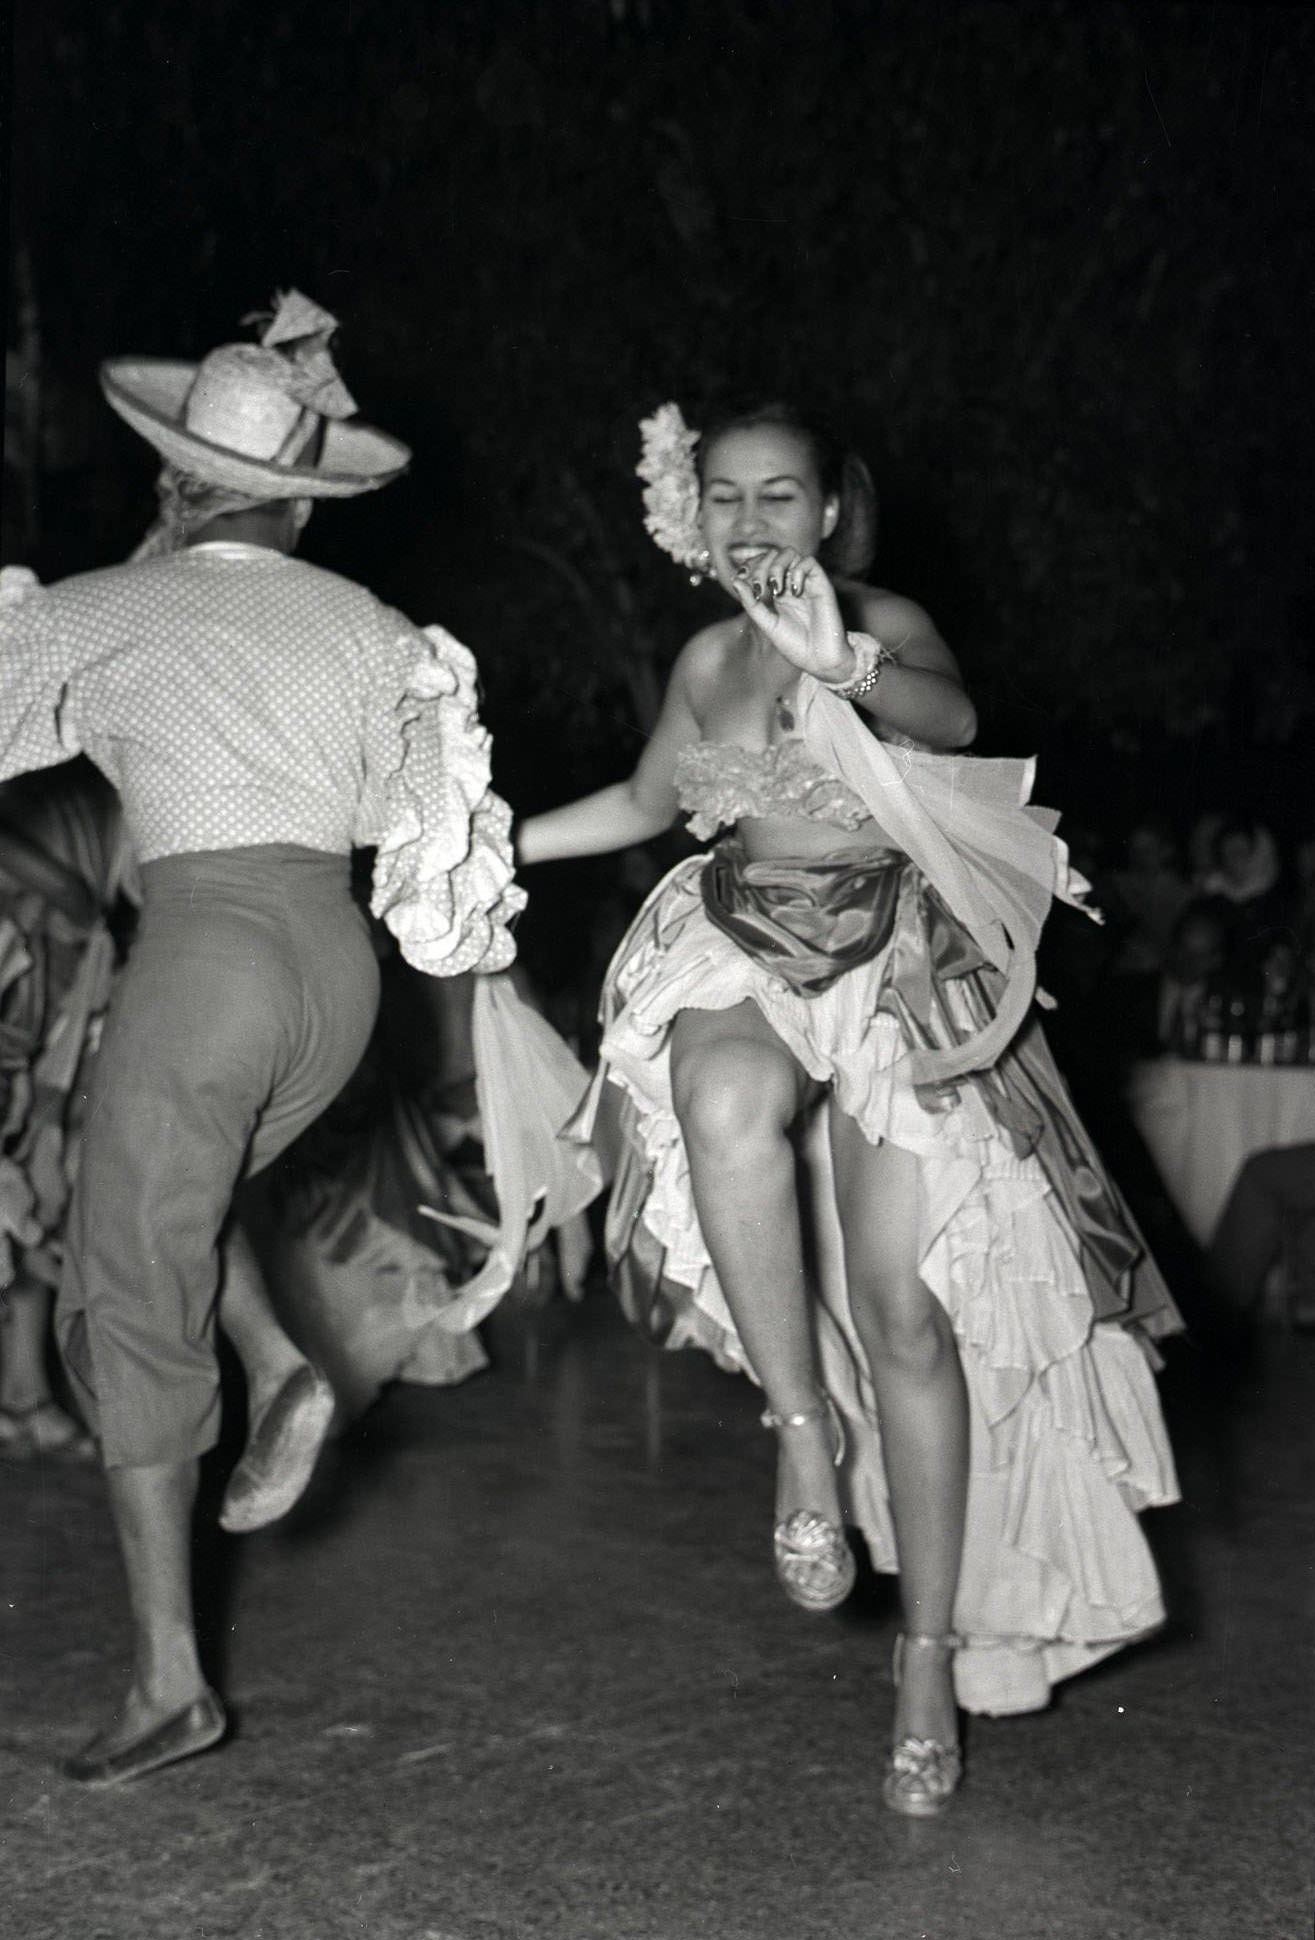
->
1127, 1056, 1315, 1245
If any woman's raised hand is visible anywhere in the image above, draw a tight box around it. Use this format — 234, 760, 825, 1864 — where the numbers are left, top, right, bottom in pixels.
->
730, 549, 854, 683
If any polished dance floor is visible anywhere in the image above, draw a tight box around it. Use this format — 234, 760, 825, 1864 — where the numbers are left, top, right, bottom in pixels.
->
2, 1296, 1311, 1940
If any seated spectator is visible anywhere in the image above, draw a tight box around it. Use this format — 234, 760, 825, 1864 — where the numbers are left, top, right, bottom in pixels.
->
1093, 818, 1191, 1056
1199, 817, 1280, 902
1197, 819, 1285, 970
1255, 936, 1309, 1039
1208, 1144, 1315, 1329
1108, 816, 1193, 977
1157, 901, 1230, 1054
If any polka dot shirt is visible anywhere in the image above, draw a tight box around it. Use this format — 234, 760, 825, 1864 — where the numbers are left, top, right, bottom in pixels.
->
0, 545, 522, 975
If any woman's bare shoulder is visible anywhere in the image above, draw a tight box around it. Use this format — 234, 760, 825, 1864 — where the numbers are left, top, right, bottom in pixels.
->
843, 581, 936, 636
842, 581, 959, 673
671, 615, 744, 701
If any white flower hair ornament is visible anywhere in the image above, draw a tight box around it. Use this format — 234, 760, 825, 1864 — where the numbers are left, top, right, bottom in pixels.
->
637, 402, 707, 574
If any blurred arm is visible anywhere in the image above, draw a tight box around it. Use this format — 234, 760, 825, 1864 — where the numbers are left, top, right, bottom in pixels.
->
517, 643, 704, 865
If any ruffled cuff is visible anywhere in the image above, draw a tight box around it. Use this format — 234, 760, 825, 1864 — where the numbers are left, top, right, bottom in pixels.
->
370, 623, 526, 977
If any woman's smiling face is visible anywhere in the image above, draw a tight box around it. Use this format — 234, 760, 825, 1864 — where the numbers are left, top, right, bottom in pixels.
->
699, 424, 839, 594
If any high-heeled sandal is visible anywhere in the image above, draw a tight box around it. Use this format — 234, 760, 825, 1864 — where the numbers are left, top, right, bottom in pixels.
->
883, 1631, 963, 1818
760, 1396, 855, 1615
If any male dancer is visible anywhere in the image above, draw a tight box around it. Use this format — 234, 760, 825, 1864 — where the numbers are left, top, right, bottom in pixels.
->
0, 293, 524, 1784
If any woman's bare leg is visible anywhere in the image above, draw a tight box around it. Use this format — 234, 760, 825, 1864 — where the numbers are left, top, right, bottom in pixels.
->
670, 1002, 838, 1523
829, 1106, 968, 1745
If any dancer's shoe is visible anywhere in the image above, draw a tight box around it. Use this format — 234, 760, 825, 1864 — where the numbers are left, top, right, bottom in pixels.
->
760, 1397, 855, 1614
220, 1363, 335, 1533
883, 1632, 963, 1818
63, 1688, 227, 1787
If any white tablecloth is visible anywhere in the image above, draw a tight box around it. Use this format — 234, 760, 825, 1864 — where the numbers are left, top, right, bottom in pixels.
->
1127, 1059, 1315, 1245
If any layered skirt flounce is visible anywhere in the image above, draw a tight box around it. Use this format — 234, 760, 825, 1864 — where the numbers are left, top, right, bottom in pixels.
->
0, 767, 128, 1293
573, 851, 1181, 1716
258, 1079, 492, 1422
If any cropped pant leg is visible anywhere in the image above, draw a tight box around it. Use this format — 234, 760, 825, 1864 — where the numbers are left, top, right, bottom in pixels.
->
56, 847, 379, 1469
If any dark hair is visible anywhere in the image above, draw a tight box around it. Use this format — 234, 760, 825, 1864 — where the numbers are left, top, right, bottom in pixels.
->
697, 399, 877, 578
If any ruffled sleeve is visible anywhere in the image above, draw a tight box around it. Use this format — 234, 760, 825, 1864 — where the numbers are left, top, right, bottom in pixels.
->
0, 567, 84, 779
362, 618, 525, 977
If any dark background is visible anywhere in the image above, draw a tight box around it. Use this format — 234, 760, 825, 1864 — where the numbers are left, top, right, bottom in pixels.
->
6, 2, 1313, 937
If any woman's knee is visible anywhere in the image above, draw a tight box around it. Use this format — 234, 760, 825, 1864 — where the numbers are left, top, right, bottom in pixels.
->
852, 1279, 955, 1376
672, 1035, 798, 1151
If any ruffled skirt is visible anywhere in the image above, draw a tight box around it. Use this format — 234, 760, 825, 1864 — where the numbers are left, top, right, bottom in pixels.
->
258, 1079, 492, 1422
575, 853, 1181, 1716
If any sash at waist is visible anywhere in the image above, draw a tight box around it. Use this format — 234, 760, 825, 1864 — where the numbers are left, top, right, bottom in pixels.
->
700, 841, 908, 993
700, 839, 987, 996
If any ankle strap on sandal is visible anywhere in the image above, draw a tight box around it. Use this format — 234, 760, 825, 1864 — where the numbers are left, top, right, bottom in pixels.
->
760, 1404, 827, 1430
760, 1394, 845, 1468
892, 1629, 962, 1688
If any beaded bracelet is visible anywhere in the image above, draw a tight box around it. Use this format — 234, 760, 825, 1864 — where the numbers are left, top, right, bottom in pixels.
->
824, 630, 899, 701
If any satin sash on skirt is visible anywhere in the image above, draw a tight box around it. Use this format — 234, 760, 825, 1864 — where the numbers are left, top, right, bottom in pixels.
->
694, 840, 1179, 1339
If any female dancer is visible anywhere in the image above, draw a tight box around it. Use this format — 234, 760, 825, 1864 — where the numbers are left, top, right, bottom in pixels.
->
518, 401, 1180, 1816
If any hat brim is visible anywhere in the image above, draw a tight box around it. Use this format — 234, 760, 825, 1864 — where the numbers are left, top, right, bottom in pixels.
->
100, 359, 411, 499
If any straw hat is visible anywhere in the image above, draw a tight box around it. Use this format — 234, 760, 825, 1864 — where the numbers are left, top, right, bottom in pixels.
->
99, 291, 410, 499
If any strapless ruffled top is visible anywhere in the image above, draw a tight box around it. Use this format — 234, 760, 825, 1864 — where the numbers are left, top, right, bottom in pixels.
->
672, 739, 872, 841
